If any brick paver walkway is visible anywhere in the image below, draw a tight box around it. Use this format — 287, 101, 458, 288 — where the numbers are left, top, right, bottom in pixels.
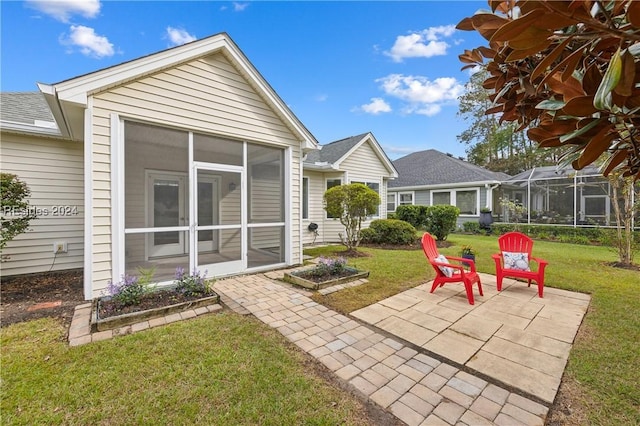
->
214, 274, 549, 425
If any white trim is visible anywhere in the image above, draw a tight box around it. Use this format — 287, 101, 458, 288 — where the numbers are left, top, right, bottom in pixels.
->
241, 142, 248, 269
46, 34, 317, 149
189, 133, 195, 273
83, 106, 93, 300
390, 181, 501, 191
333, 133, 398, 177
299, 143, 305, 264
285, 146, 292, 265
110, 114, 124, 285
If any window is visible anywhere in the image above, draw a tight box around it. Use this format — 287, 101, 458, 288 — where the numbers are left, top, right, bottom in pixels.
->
302, 177, 309, 220
326, 178, 342, 218
456, 190, 477, 215
352, 180, 380, 217
399, 192, 413, 206
432, 192, 450, 206
431, 189, 479, 215
387, 193, 397, 212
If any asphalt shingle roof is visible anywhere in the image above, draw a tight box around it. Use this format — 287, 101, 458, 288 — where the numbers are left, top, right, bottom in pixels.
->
304, 133, 368, 165
389, 149, 509, 188
1, 92, 55, 125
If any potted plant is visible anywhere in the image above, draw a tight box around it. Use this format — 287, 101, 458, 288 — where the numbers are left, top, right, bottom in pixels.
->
479, 206, 493, 230
460, 245, 476, 267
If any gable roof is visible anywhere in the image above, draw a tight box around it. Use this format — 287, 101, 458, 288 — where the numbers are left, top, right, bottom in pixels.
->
389, 149, 509, 188
36, 32, 318, 148
304, 132, 397, 177
0, 92, 62, 137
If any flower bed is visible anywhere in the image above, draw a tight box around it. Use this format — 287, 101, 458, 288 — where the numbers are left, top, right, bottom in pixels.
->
283, 256, 369, 290
91, 267, 219, 332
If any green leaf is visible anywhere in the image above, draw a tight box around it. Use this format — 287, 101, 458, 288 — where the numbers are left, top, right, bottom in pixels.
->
535, 99, 566, 110
559, 117, 604, 143
594, 47, 622, 110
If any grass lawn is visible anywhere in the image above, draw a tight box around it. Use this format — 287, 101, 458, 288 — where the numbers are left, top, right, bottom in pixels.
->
1, 312, 373, 425
307, 234, 640, 425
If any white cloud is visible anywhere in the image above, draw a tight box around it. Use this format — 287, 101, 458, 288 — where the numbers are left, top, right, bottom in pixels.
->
61, 25, 114, 58
375, 74, 464, 116
233, 2, 250, 11
166, 27, 196, 46
385, 25, 456, 62
314, 94, 328, 102
357, 98, 392, 115
26, 0, 101, 23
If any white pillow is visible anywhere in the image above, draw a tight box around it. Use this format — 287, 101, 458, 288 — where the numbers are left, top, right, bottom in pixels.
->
503, 252, 530, 271
435, 254, 454, 277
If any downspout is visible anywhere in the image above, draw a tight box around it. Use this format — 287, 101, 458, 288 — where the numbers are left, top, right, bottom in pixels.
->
484, 183, 500, 212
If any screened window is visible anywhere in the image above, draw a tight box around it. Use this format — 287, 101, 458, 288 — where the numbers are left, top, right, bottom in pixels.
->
302, 177, 309, 220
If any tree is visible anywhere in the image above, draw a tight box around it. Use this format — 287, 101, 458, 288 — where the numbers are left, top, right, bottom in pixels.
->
1, 173, 37, 254
606, 173, 639, 265
458, 68, 567, 174
323, 183, 380, 252
457, 1, 640, 179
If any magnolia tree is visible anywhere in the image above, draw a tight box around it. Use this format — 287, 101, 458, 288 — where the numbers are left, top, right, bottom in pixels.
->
324, 183, 380, 252
458, 0, 640, 265
457, 0, 640, 177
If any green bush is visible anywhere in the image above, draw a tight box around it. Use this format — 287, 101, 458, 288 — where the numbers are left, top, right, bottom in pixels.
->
425, 205, 460, 241
394, 205, 427, 229
462, 221, 480, 234
361, 219, 417, 245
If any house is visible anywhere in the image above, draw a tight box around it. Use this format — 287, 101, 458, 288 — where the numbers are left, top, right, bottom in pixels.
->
0, 33, 400, 300
302, 133, 398, 244
386, 149, 508, 226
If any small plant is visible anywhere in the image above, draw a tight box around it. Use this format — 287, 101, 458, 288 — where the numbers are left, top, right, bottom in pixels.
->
310, 256, 347, 277
461, 245, 475, 256
174, 267, 212, 297
107, 267, 156, 306
480, 206, 492, 213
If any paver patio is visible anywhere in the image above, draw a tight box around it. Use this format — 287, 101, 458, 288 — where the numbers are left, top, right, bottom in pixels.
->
351, 272, 591, 404
213, 273, 554, 425
69, 268, 588, 425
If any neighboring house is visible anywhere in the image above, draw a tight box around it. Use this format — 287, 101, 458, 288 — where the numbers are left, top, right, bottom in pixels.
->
1, 33, 320, 300
387, 149, 509, 227
302, 133, 398, 244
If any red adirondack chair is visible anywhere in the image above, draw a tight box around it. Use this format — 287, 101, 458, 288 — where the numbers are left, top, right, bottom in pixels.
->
421, 233, 483, 305
492, 231, 548, 298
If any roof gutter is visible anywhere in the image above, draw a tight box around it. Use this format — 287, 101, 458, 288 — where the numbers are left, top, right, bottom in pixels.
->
389, 180, 502, 191
37, 82, 73, 139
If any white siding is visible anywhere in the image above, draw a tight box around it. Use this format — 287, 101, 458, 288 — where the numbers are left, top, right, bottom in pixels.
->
89, 52, 303, 297
303, 141, 394, 245
0, 133, 84, 276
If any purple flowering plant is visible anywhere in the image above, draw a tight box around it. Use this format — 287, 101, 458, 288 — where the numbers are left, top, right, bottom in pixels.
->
174, 267, 212, 297
309, 256, 348, 277
107, 267, 155, 306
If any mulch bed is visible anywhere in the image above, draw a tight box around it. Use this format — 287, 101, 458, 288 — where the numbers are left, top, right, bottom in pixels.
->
291, 268, 362, 284
1, 269, 84, 327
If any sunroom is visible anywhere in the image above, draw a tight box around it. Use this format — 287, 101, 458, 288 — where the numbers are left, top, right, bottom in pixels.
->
495, 165, 635, 228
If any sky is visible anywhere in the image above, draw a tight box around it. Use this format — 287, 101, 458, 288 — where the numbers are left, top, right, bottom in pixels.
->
1, 0, 489, 160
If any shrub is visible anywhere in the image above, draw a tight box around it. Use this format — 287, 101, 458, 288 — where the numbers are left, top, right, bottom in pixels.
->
362, 219, 417, 245
424, 205, 460, 241
463, 221, 480, 234
310, 256, 347, 277
1, 173, 37, 251
394, 205, 426, 229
